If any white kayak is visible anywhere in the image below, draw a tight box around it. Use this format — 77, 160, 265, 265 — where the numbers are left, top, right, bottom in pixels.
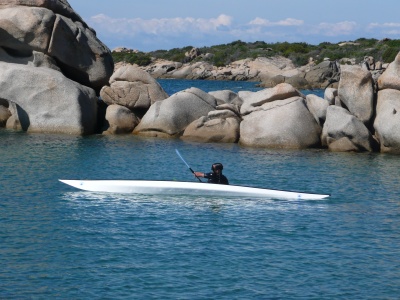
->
59, 180, 330, 200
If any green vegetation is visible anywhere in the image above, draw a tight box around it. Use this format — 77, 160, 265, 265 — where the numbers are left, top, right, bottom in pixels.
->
112, 38, 400, 67
112, 51, 152, 66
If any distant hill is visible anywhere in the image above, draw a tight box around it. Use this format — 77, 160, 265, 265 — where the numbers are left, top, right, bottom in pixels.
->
112, 38, 400, 68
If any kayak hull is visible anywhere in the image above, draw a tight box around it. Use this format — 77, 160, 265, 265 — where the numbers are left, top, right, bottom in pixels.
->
59, 180, 330, 200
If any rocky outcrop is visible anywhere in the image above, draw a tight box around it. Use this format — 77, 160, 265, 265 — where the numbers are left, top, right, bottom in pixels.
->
322, 106, 377, 152
100, 65, 168, 112
374, 89, 400, 153
0, 1, 113, 91
140, 56, 299, 83
239, 83, 302, 115
304, 61, 341, 88
133, 88, 217, 137
338, 65, 374, 125
0, 62, 98, 134
0, 1, 114, 135
377, 52, 400, 91
240, 97, 322, 149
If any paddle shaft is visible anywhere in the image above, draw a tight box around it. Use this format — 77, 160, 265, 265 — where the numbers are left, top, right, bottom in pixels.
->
175, 149, 202, 182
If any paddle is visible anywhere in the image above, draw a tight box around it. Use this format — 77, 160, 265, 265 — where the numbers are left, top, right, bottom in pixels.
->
175, 149, 203, 182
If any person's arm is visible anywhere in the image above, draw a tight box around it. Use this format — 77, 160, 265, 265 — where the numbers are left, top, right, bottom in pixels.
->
194, 172, 205, 178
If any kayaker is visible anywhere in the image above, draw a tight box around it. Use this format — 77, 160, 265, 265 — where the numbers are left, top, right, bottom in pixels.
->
194, 163, 229, 185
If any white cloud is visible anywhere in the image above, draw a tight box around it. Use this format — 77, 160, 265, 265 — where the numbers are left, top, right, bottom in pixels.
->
368, 22, 400, 29
311, 21, 357, 36
249, 17, 304, 27
88, 14, 367, 51
90, 13, 233, 37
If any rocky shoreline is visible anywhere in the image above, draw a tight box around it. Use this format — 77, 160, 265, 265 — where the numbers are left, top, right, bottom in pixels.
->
1, 1, 400, 153
120, 47, 386, 90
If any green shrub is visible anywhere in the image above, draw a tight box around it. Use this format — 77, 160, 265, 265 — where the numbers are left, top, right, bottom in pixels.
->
112, 51, 152, 66
116, 38, 400, 67
382, 47, 399, 63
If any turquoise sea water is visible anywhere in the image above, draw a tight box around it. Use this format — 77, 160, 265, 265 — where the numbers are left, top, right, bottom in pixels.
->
1, 81, 400, 299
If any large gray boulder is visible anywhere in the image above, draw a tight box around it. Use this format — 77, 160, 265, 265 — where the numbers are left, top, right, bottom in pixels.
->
0, 62, 97, 134
338, 65, 374, 125
133, 88, 217, 137
305, 94, 329, 126
240, 97, 321, 149
240, 83, 302, 115
374, 89, 400, 153
322, 106, 377, 152
304, 60, 340, 88
182, 109, 241, 143
100, 65, 168, 111
0, 2, 113, 91
377, 51, 400, 91
0, 0, 89, 24
104, 104, 139, 135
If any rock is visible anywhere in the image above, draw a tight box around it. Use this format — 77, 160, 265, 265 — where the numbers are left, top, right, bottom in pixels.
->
100, 65, 168, 112
0, 6, 55, 54
144, 60, 183, 78
48, 14, 113, 90
182, 109, 241, 143
322, 106, 377, 152
0, 0, 89, 25
240, 97, 321, 149
0, 104, 11, 127
0, 62, 97, 134
208, 90, 243, 106
285, 75, 311, 89
216, 103, 241, 117
304, 60, 340, 88
305, 94, 329, 126
0, 48, 58, 70
0, 4, 113, 91
374, 89, 400, 153
185, 47, 201, 61
364, 56, 375, 70
338, 65, 374, 125
327, 137, 360, 152
104, 104, 139, 134
335, 96, 343, 107
377, 52, 400, 91
324, 88, 338, 105
133, 87, 217, 137
262, 74, 285, 87
240, 83, 302, 115
338, 42, 360, 47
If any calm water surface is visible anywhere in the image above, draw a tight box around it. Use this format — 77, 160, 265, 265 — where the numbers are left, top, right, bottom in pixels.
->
0, 81, 399, 299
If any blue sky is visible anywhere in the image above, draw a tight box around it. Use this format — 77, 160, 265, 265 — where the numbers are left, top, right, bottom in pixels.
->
68, 0, 400, 52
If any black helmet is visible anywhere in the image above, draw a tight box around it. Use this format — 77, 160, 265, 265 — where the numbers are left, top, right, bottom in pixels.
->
212, 163, 223, 171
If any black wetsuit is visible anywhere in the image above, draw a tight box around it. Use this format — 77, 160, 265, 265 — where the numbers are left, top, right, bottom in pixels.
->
203, 172, 229, 185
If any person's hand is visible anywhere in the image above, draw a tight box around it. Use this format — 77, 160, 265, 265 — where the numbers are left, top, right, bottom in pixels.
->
194, 172, 203, 177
